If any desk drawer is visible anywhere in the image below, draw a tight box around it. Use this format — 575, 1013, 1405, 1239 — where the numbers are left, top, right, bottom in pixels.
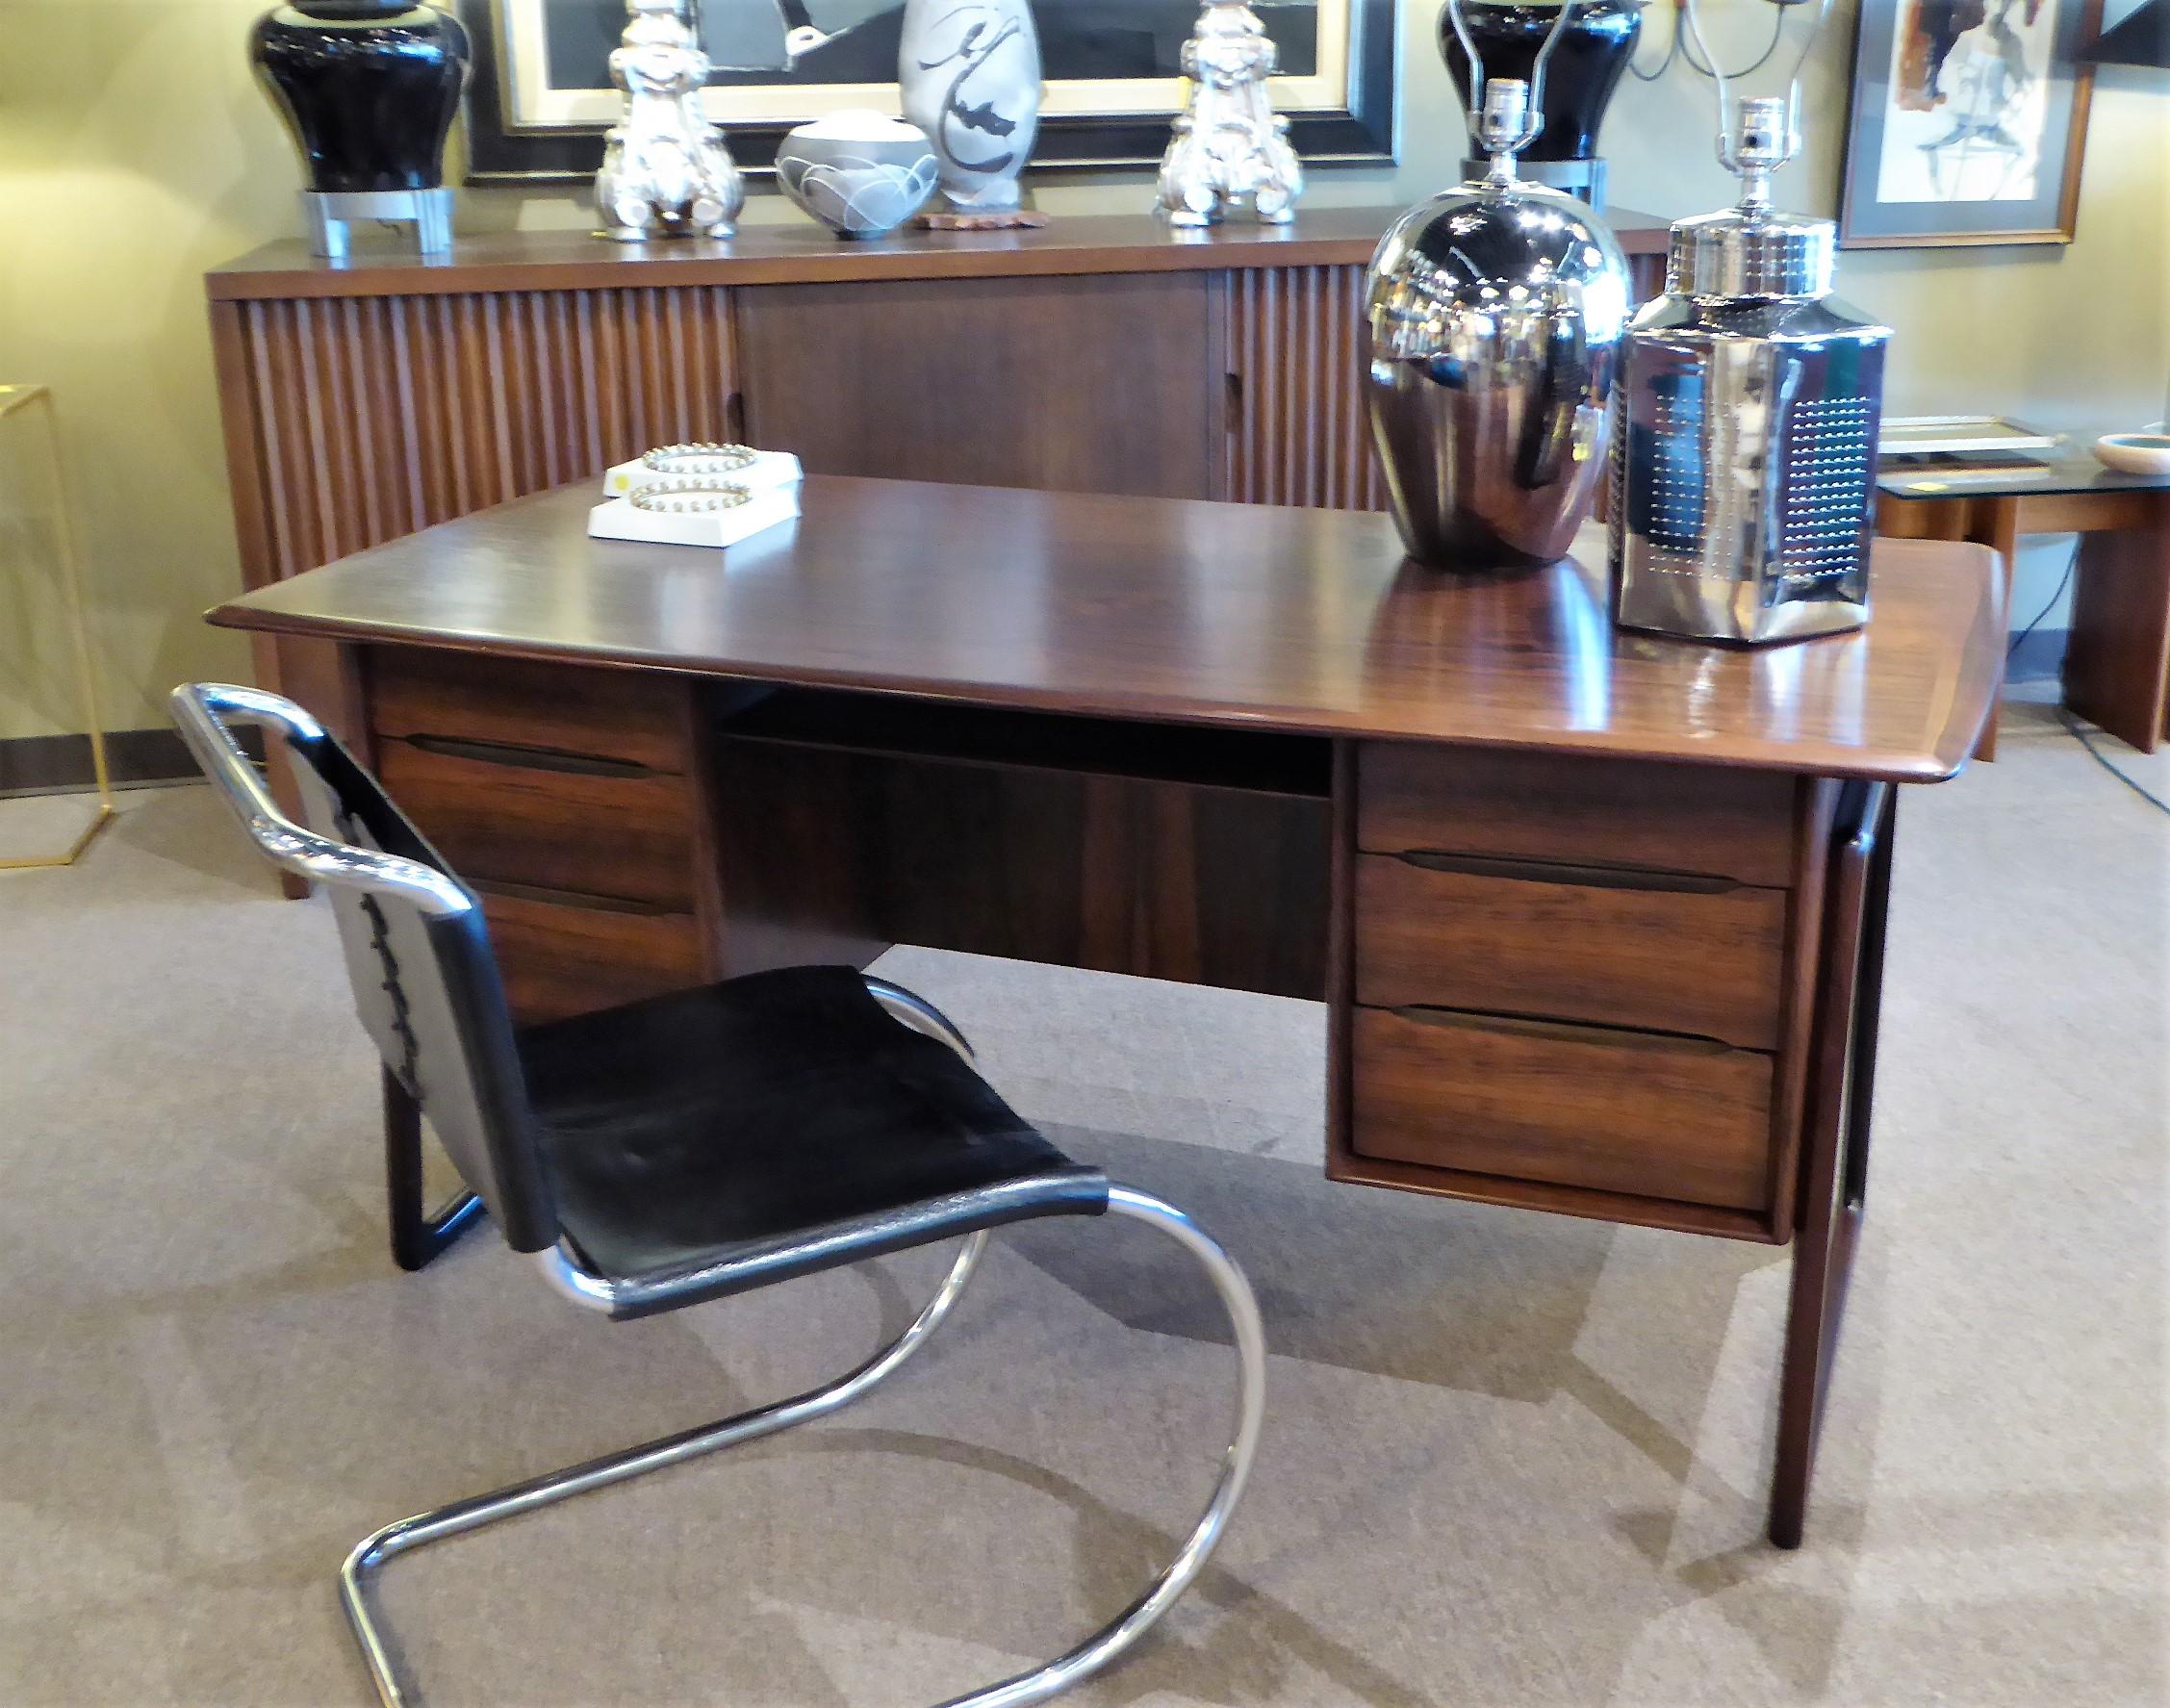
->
1355, 853, 1788, 1049
477, 887, 706, 1025
1351, 1006, 1774, 1211
1358, 745, 1798, 887
375, 737, 698, 910
370, 650, 691, 774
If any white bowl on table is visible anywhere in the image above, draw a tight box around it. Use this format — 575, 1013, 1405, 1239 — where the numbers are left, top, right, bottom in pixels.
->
2093, 430, 2170, 476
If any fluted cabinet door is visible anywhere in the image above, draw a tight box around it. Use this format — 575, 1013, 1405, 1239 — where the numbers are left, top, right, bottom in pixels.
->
1222, 264, 1387, 513
217, 285, 740, 584
211, 285, 741, 746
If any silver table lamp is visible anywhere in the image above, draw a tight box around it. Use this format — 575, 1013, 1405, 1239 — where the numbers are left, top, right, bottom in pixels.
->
1610, 0, 1893, 645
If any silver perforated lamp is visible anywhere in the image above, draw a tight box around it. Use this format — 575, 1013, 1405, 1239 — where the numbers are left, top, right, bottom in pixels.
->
1610, 0, 1891, 645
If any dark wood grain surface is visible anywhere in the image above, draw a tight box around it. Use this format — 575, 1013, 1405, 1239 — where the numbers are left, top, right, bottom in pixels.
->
1353, 853, 1791, 1050
211, 475, 2003, 781
739, 272, 1218, 497
1350, 1006, 1777, 1211
1355, 745, 1801, 885
206, 207, 1672, 302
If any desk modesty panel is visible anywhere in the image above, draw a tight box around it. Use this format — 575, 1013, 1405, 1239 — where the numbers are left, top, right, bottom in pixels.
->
208, 476, 1998, 1545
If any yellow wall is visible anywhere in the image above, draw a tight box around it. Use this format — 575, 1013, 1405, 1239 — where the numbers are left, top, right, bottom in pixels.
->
2, 0, 2163, 738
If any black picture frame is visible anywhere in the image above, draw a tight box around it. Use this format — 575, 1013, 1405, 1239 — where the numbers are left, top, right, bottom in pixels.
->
458, 0, 1399, 182
1838, 0, 2100, 247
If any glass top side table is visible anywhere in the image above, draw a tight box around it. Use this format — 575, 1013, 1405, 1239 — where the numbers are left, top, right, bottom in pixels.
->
1877, 444, 2170, 759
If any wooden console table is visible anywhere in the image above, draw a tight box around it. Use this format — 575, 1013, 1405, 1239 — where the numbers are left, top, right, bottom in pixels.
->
206, 210, 1668, 733
207, 476, 2000, 1545
1878, 449, 2170, 757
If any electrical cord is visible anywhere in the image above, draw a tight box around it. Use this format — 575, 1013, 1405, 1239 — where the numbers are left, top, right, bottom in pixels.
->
1627, 14, 1682, 80
1632, 0, 1789, 82
2058, 708, 2170, 817
1679, 1, 1789, 78
2000, 540, 2170, 817
2007, 541, 2079, 662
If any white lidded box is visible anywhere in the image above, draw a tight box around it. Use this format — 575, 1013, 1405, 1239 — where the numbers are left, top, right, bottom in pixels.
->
589, 482, 801, 550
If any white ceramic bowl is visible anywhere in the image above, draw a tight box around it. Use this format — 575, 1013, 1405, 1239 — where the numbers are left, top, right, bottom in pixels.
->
775, 112, 939, 240
2093, 432, 2170, 476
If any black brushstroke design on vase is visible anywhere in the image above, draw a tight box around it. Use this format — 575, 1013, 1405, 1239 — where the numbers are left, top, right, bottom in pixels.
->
900, 0, 1043, 213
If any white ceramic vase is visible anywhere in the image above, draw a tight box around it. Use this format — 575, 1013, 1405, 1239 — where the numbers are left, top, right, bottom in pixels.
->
898, 0, 1041, 213
776, 111, 940, 239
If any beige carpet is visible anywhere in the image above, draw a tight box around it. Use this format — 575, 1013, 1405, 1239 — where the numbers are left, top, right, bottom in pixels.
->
1, 693, 2163, 1707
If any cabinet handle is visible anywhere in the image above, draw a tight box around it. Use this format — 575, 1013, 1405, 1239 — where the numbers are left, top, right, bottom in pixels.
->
1395, 850, 1746, 895
406, 733, 652, 778
1389, 1004, 1743, 1056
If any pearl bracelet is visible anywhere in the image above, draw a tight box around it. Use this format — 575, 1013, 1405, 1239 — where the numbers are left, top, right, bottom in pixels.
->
627, 477, 753, 514
643, 441, 756, 475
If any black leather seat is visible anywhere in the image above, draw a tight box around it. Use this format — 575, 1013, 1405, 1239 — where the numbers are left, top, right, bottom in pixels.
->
524, 968, 1106, 1295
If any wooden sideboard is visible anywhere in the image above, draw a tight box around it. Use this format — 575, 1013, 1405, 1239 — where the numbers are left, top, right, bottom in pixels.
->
207, 208, 1670, 729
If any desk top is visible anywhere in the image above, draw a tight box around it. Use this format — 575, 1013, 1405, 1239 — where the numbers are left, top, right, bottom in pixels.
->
211, 477, 2002, 783
204, 205, 1671, 303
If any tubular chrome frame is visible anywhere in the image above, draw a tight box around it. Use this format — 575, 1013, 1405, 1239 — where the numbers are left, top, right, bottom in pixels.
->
338, 984, 1267, 1708
169, 682, 472, 919
342, 1189, 1264, 1708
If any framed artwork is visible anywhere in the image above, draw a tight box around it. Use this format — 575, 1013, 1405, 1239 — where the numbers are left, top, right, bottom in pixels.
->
1838, 0, 2100, 247
460, 0, 1399, 182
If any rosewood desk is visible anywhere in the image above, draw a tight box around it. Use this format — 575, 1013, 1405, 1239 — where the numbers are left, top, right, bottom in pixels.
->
209, 477, 2001, 1546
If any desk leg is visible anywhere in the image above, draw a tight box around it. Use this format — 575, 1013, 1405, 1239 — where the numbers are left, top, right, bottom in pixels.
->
2063, 508, 2170, 754
1769, 783, 1893, 1548
1966, 501, 2020, 762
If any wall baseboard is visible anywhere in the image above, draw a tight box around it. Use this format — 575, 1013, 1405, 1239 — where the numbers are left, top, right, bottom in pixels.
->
0, 727, 259, 798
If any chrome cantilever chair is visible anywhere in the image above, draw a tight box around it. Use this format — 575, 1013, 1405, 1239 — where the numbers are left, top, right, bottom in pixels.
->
172, 682, 1265, 1708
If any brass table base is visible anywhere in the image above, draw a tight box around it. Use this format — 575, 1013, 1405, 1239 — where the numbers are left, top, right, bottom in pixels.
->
1, 384, 115, 870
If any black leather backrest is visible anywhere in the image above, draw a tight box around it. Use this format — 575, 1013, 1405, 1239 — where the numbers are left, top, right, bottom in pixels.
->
284, 732, 560, 1253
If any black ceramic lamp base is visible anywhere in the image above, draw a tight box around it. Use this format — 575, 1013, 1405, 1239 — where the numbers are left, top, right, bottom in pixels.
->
255, 0, 469, 255
1442, 0, 1638, 215
304, 187, 452, 260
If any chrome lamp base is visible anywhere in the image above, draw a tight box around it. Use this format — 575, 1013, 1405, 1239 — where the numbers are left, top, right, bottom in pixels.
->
303, 189, 453, 262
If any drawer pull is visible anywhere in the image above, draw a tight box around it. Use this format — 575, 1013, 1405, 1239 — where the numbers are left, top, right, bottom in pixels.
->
407, 733, 654, 778
1389, 1004, 1744, 1057
1396, 850, 1747, 895
472, 879, 677, 918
